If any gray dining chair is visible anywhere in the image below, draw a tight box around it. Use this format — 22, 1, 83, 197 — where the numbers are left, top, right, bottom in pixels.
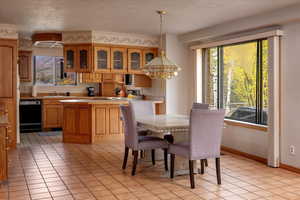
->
192, 102, 209, 167
120, 104, 169, 176
192, 102, 209, 110
169, 109, 225, 188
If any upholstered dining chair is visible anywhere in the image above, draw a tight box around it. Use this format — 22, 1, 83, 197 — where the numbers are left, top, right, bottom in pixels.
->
169, 109, 225, 188
120, 104, 169, 176
192, 102, 209, 167
192, 102, 209, 110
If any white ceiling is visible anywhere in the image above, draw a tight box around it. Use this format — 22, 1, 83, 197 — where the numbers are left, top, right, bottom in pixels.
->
1, 0, 300, 37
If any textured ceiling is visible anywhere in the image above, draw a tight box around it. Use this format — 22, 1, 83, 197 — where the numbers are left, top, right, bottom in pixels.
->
1, 0, 300, 37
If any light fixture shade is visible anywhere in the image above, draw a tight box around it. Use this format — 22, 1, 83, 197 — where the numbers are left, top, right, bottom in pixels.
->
142, 51, 181, 79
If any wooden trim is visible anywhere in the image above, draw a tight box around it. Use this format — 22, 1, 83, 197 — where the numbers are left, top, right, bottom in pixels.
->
32, 33, 62, 43
224, 119, 268, 132
280, 163, 300, 174
191, 30, 283, 49
221, 146, 267, 164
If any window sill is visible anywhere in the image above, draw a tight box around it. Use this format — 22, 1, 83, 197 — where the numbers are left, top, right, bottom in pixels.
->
224, 119, 268, 132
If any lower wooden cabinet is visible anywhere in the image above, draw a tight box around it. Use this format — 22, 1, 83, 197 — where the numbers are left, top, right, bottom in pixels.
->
93, 105, 123, 142
0, 125, 8, 182
42, 100, 63, 129
62, 103, 123, 144
0, 99, 16, 148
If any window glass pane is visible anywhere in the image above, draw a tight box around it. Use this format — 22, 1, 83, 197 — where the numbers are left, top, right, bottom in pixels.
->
262, 40, 269, 125
207, 48, 218, 108
35, 56, 55, 85
223, 42, 257, 124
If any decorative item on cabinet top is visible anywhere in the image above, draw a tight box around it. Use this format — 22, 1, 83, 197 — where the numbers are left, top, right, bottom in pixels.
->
63, 43, 157, 74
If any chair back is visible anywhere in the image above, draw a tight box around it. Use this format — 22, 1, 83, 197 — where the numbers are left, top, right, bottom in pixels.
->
189, 109, 225, 160
120, 103, 139, 150
130, 100, 155, 117
192, 103, 209, 110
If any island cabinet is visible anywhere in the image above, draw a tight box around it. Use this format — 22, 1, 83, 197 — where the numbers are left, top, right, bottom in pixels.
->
63, 104, 92, 144
61, 101, 127, 144
42, 100, 63, 129
92, 104, 123, 142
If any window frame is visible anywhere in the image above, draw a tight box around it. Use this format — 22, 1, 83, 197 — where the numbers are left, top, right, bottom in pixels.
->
206, 39, 268, 126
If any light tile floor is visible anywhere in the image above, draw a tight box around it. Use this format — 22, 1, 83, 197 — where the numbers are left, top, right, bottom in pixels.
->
1, 132, 300, 200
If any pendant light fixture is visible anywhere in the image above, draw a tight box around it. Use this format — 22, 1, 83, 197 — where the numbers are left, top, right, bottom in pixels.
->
142, 10, 181, 79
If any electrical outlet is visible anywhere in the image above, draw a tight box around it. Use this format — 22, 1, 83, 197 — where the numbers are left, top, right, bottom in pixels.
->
290, 145, 296, 155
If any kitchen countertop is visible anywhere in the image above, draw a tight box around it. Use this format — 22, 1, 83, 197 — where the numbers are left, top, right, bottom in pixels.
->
60, 99, 129, 105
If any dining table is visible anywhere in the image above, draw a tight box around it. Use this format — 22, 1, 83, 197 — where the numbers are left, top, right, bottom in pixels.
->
136, 114, 196, 176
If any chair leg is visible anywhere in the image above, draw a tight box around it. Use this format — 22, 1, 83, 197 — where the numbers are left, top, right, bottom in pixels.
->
170, 154, 175, 178
205, 159, 208, 167
200, 159, 205, 174
151, 149, 155, 165
131, 150, 138, 176
122, 147, 129, 169
216, 157, 221, 184
189, 160, 195, 189
163, 148, 168, 171
140, 150, 143, 158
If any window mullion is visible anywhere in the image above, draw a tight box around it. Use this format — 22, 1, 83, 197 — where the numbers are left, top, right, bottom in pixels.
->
218, 46, 224, 109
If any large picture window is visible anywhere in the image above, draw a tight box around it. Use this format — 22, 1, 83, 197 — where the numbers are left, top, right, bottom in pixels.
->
206, 39, 268, 125
34, 56, 77, 85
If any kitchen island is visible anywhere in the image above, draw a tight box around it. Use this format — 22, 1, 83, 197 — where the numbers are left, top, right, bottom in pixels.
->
60, 98, 128, 144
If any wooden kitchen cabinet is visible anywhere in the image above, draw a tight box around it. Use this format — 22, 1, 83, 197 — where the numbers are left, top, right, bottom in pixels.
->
64, 46, 77, 72
111, 47, 127, 73
63, 104, 91, 144
94, 46, 111, 73
0, 125, 8, 182
143, 48, 157, 66
80, 73, 102, 83
43, 100, 63, 129
128, 48, 143, 74
63, 44, 92, 72
18, 50, 32, 82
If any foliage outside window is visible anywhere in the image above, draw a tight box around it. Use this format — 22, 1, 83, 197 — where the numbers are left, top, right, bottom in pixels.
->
206, 39, 268, 125
34, 56, 77, 85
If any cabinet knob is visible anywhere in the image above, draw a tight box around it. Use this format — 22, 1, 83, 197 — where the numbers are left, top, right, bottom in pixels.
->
6, 147, 9, 151
5, 137, 9, 140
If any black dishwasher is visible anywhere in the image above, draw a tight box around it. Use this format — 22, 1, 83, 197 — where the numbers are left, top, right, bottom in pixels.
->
20, 100, 42, 133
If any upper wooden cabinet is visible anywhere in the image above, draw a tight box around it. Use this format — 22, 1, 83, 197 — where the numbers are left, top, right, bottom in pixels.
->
143, 49, 157, 66
94, 46, 111, 73
128, 49, 142, 74
111, 47, 127, 73
77, 45, 92, 72
64, 46, 77, 72
63, 44, 92, 73
18, 51, 32, 82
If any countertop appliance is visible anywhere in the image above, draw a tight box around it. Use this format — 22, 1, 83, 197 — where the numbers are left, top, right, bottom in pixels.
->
20, 100, 42, 133
87, 87, 95, 96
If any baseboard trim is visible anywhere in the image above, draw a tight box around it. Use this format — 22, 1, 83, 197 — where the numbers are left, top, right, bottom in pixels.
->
221, 146, 267, 164
279, 163, 300, 174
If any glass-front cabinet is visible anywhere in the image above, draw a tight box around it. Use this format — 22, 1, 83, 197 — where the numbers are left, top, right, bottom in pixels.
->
143, 49, 157, 66
77, 45, 92, 73
128, 49, 142, 74
111, 47, 127, 73
94, 46, 111, 73
63, 46, 77, 72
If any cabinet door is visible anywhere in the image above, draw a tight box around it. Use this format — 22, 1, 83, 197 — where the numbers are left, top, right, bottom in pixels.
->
43, 104, 63, 128
18, 51, 32, 82
62, 105, 77, 141
64, 46, 77, 72
77, 45, 92, 72
0, 46, 13, 97
0, 127, 7, 181
143, 49, 157, 66
0, 99, 16, 148
111, 48, 127, 73
128, 49, 143, 74
77, 106, 90, 136
94, 46, 111, 72
94, 106, 107, 137
107, 106, 122, 135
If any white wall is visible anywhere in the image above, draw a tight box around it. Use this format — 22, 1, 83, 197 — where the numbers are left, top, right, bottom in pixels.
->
165, 34, 195, 115
280, 21, 300, 167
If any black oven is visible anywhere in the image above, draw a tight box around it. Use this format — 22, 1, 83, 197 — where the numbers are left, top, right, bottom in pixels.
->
20, 100, 42, 133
